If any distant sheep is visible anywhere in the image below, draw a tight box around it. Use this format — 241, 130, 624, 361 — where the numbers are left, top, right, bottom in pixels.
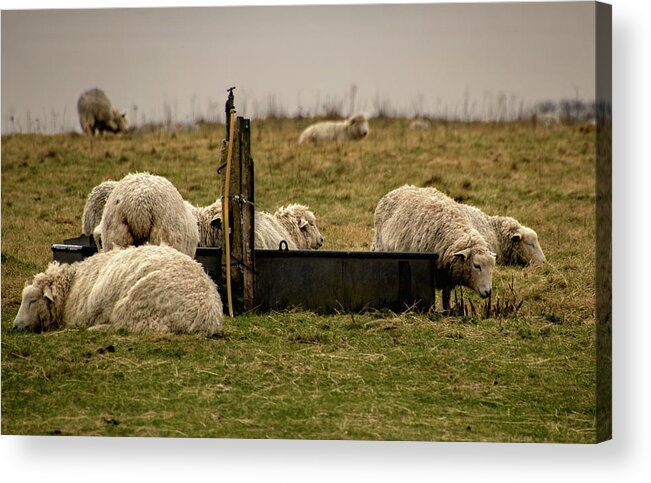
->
97, 172, 199, 257
537, 112, 560, 127
255, 204, 324, 250
372, 185, 495, 310
81, 180, 117, 236
12, 245, 223, 336
77, 88, 128, 135
408, 118, 432, 130
458, 204, 546, 266
299, 114, 369, 144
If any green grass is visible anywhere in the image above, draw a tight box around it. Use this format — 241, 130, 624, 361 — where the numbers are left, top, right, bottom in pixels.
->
1, 119, 597, 441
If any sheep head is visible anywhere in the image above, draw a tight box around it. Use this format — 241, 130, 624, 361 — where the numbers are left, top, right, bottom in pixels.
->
13, 282, 56, 332
347, 114, 369, 139
277, 204, 324, 249
511, 226, 546, 265
450, 248, 495, 299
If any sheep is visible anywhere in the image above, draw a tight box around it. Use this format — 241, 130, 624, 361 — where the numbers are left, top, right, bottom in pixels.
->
536, 112, 560, 127
77, 88, 128, 135
372, 185, 495, 310
186, 199, 224, 248
97, 172, 199, 257
298, 113, 369, 144
457, 203, 546, 266
254, 210, 295, 249
81, 180, 118, 236
256, 204, 324, 250
12, 245, 224, 336
191, 200, 323, 251
408, 118, 432, 130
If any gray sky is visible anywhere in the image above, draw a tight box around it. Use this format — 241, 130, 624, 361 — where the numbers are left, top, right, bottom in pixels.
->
1, 2, 596, 132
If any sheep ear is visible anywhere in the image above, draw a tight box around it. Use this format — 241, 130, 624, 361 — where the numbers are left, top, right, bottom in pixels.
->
491, 252, 497, 258
299, 218, 308, 230
210, 215, 222, 228
453, 251, 468, 261
43, 286, 54, 302
511, 232, 522, 242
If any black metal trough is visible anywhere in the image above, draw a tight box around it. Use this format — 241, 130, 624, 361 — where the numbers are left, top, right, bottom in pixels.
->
255, 249, 438, 313
52, 236, 438, 314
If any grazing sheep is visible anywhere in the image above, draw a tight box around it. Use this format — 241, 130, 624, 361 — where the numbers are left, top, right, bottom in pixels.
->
372, 185, 495, 310
408, 118, 432, 130
97, 172, 199, 257
187, 199, 224, 248
458, 204, 546, 266
298, 113, 369, 144
77, 88, 128, 135
12, 245, 224, 336
81, 180, 118, 236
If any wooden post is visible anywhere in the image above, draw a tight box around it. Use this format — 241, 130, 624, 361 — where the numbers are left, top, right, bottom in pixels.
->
218, 88, 254, 314
240, 118, 255, 311
230, 118, 244, 296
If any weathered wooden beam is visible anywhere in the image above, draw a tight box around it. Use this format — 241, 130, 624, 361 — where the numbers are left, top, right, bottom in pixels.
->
239, 118, 255, 311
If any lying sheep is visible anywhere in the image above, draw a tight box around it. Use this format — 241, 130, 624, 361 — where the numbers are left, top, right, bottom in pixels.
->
13, 245, 224, 336
372, 185, 495, 310
298, 113, 369, 144
458, 204, 546, 266
77, 88, 128, 135
81, 180, 117, 236
97, 172, 199, 257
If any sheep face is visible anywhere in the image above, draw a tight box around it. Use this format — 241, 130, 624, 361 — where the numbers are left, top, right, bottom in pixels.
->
13, 283, 55, 332
511, 227, 546, 265
112, 110, 128, 133
347, 114, 369, 139
298, 211, 324, 249
451, 249, 495, 299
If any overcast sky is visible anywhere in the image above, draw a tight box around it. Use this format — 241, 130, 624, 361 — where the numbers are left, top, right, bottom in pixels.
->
1, 1, 596, 132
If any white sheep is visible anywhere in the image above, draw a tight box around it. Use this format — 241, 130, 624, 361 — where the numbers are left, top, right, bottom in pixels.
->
255, 204, 324, 250
458, 204, 546, 266
97, 172, 199, 257
187, 199, 224, 248
408, 118, 432, 130
298, 113, 369, 144
537, 112, 560, 127
372, 185, 495, 310
12, 245, 224, 336
190, 200, 324, 251
81, 180, 117, 236
77, 88, 128, 135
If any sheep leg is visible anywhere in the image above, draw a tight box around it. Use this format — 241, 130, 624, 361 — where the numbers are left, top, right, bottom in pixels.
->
442, 287, 452, 311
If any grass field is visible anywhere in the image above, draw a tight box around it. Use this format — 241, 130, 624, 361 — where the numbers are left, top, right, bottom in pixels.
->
1, 117, 597, 441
